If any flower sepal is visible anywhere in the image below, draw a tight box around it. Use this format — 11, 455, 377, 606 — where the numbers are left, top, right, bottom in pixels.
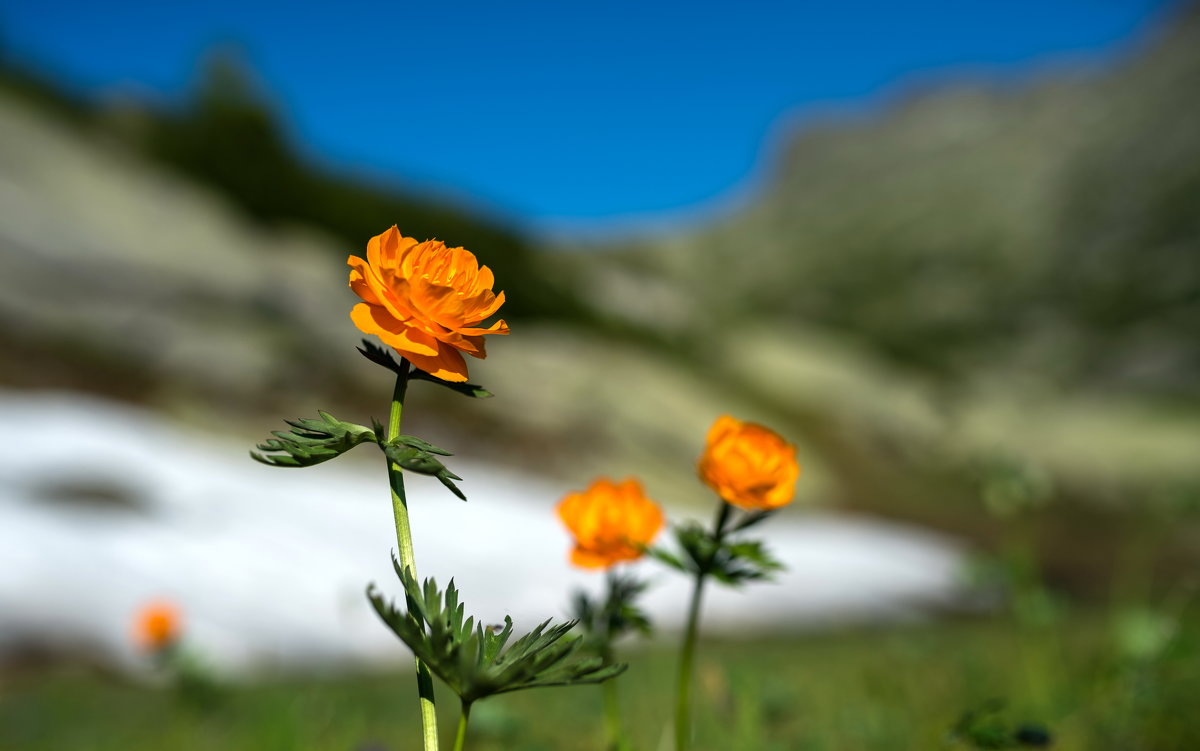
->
729, 509, 777, 533
367, 558, 627, 703
358, 340, 493, 399
380, 434, 467, 501
251, 411, 377, 468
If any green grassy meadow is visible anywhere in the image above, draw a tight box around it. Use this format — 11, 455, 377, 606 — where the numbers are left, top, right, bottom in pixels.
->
3, 607, 1196, 751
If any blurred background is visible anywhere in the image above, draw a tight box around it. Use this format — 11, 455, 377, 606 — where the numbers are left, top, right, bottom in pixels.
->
1, 0, 1197, 749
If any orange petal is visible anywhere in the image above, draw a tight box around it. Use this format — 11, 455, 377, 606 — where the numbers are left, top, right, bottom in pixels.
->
350, 303, 439, 357
402, 239, 447, 278
472, 265, 495, 295
366, 226, 417, 271
457, 334, 487, 359
350, 255, 422, 324
556, 492, 584, 528
464, 289, 506, 322
705, 415, 741, 447
570, 546, 616, 569
402, 341, 470, 382
458, 319, 510, 337
347, 255, 384, 306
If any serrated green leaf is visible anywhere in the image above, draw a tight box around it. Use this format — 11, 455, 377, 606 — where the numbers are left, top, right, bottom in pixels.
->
250, 411, 377, 468
395, 435, 453, 456
435, 474, 468, 501
653, 522, 786, 588
368, 563, 625, 703
482, 619, 513, 664
708, 538, 784, 586
382, 436, 467, 501
645, 545, 691, 574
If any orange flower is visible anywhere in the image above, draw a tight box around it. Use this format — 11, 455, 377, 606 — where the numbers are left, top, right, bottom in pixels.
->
134, 601, 181, 651
697, 415, 799, 511
557, 478, 665, 569
348, 226, 509, 382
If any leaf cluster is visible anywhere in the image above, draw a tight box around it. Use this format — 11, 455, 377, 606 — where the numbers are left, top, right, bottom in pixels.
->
571, 572, 653, 654
649, 513, 783, 586
251, 410, 467, 500
368, 559, 625, 703
250, 411, 377, 467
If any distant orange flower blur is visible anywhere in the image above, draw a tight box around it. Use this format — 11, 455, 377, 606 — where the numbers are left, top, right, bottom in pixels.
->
134, 601, 181, 651
348, 226, 509, 382
557, 478, 665, 569
697, 415, 799, 511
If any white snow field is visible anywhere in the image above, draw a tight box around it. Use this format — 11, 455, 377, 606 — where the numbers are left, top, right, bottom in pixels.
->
0, 391, 965, 675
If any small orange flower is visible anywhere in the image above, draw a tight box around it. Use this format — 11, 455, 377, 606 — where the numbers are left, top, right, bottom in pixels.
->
134, 601, 181, 651
557, 478, 665, 569
697, 415, 799, 511
348, 226, 509, 382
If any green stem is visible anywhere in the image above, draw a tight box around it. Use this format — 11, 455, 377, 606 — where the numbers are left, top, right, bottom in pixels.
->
601, 639, 623, 749
712, 500, 733, 540
674, 500, 730, 751
603, 675, 624, 750
675, 571, 705, 751
597, 570, 624, 751
453, 700, 473, 751
386, 362, 439, 751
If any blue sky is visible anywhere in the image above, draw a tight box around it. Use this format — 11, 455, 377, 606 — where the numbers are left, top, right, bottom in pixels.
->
0, 0, 1177, 233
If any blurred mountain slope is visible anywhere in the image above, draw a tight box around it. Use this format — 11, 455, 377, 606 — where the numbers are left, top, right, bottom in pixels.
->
0, 86, 356, 411
0, 51, 588, 322
570, 4, 1200, 397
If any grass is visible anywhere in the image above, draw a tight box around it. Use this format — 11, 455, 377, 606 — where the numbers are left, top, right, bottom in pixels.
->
2, 607, 1196, 751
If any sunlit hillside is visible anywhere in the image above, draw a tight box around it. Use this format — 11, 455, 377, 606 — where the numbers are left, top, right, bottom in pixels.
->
569, 6, 1199, 399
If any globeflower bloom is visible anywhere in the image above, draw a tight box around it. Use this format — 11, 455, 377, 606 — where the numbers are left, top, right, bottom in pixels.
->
348, 226, 509, 382
557, 478, 665, 569
697, 415, 799, 511
134, 601, 181, 652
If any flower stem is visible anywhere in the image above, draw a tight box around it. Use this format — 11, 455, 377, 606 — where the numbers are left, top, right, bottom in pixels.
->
453, 700, 473, 751
674, 571, 705, 751
674, 501, 732, 751
600, 570, 625, 751
386, 361, 439, 751
603, 671, 623, 750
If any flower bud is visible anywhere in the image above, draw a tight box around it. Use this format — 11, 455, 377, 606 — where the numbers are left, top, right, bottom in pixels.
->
134, 600, 181, 652
557, 478, 664, 569
697, 416, 799, 511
